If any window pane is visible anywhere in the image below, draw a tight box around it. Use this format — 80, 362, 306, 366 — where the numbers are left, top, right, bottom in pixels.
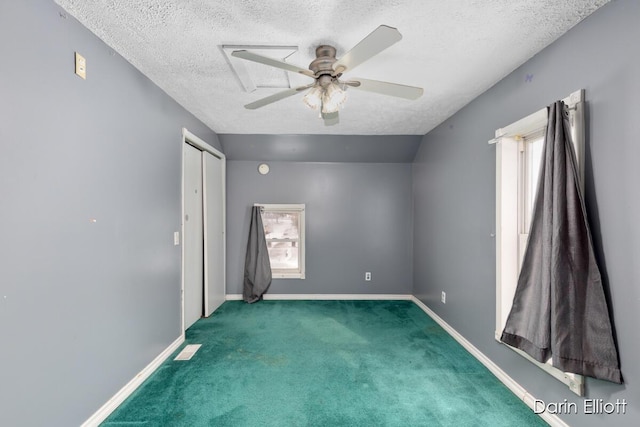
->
258, 204, 305, 278
266, 241, 299, 269
262, 211, 299, 240
525, 135, 544, 232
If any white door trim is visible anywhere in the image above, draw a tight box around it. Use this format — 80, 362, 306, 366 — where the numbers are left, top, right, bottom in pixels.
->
181, 128, 226, 334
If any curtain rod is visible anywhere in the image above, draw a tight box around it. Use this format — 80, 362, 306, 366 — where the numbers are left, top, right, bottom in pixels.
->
488, 102, 580, 144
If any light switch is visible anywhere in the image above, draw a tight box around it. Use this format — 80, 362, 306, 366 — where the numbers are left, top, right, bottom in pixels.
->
173, 231, 180, 246
75, 52, 86, 79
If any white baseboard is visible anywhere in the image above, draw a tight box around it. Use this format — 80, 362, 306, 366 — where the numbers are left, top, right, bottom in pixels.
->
81, 334, 185, 427
410, 297, 569, 427
226, 293, 412, 301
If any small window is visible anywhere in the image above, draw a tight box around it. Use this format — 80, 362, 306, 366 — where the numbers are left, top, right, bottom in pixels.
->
493, 89, 585, 395
257, 204, 305, 279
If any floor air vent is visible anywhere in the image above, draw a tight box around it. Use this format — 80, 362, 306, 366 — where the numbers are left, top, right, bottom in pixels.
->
174, 344, 202, 361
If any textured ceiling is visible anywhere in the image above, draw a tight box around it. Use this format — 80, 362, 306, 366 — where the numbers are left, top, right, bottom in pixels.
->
55, 0, 608, 135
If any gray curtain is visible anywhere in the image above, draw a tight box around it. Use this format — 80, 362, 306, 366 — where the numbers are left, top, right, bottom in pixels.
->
243, 206, 272, 303
501, 101, 622, 383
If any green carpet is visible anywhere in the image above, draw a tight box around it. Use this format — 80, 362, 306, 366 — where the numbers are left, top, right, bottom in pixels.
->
102, 300, 547, 426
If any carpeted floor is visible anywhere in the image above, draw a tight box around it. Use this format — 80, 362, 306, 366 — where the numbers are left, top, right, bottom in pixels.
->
102, 300, 547, 426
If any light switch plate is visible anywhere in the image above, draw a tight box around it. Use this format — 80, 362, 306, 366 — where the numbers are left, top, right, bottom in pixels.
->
75, 52, 86, 79
173, 231, 180, 245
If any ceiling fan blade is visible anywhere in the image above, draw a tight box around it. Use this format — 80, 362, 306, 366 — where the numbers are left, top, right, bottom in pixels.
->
244, 84, 313, 109
332, 25, 402, 74
231, 50, 316, 78
345, 78, 423, 100
322, 111, 339, 126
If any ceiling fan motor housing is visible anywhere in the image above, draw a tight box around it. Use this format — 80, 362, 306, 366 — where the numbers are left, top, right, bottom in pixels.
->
309, 45, 339, 83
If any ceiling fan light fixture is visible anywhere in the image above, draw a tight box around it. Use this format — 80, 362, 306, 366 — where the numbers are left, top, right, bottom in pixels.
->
302, 85, 323, 110
321, 81, 347, 114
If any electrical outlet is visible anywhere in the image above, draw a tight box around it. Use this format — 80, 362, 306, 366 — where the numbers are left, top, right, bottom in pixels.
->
365, 272, 371, 281
75, 52, 86, 79
441, 291, 446, 304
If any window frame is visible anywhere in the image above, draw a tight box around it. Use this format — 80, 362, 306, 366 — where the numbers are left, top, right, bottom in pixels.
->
255, 203, 306, 279
492, 89, 585, 396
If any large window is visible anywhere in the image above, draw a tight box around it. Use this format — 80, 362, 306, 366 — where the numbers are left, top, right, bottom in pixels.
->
492, 89, 585, 395
257, 204, 305, 279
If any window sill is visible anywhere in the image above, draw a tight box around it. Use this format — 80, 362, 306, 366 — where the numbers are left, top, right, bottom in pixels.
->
272, 273, 305, 279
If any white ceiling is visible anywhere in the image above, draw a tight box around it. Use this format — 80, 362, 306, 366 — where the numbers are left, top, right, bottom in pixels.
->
56, 0, 608, 135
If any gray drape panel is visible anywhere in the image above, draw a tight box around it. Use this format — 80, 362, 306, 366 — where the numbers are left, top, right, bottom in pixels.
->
243, 206, 272, 303
501, 101, 622, 383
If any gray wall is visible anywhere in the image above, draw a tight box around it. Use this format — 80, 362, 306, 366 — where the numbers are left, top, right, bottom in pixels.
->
0, 1, 220, 426
412, 0, 639, 425
220, 134, 422, 163
226, 158, 413, 295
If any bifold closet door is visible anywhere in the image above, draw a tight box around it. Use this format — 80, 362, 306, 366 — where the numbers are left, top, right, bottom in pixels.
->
203, 151, 225, 316
183, 143, 204, 330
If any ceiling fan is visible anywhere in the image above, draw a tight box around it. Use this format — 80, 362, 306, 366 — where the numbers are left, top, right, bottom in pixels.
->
231, 25, 423, 126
